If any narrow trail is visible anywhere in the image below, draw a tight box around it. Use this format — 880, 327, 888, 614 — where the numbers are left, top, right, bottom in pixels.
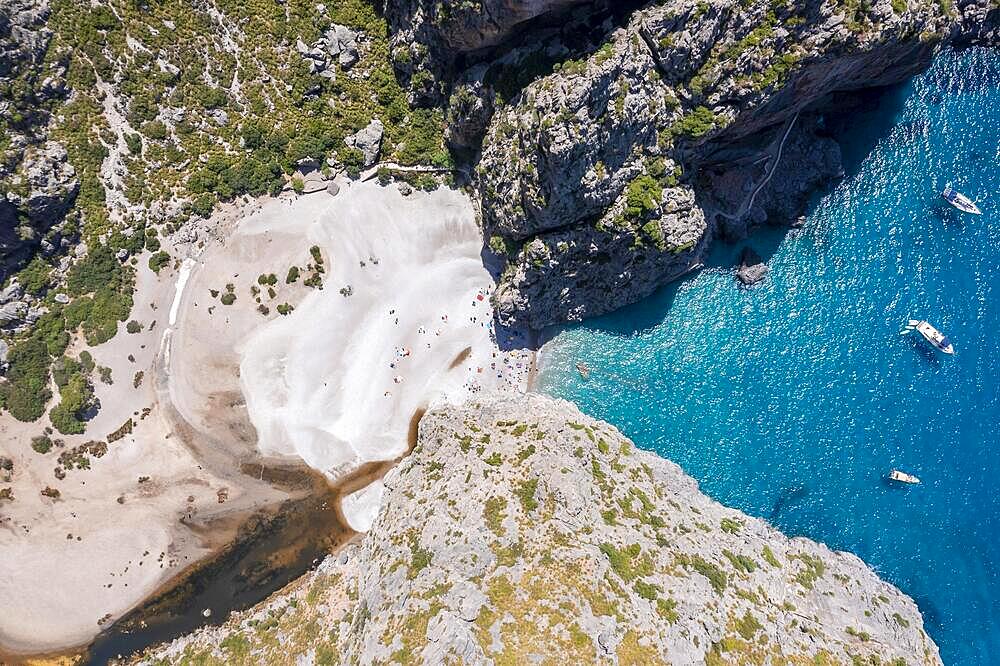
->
715, 111, 800, 222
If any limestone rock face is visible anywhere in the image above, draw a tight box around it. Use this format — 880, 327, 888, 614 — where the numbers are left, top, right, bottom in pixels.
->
9, 141, 79, 223
386, 0, 595, 102
0, 0, 74, 282
135, 394, 941, 665
475, 0, 999, 328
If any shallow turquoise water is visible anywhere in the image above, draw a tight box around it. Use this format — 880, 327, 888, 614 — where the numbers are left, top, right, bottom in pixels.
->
537, 48, 1000, 664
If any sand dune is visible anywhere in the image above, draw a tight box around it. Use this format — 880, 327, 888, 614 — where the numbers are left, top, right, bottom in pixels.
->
239, 182, 528, 530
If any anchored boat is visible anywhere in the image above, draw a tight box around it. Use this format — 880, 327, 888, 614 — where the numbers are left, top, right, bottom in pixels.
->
888, 469, 921, 485
903, 319, 955, 355
941, 185, 982, 215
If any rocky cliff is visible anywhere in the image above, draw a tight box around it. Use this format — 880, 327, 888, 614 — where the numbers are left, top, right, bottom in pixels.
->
0, 0, 76, 286
135, 394, 940, 665
385, 0, 601, 103
468, 0, 999, 328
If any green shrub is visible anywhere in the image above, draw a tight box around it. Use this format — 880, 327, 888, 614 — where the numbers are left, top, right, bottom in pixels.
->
31, 435, 53, 454
735, 611, 762, 640
600, 543, 654, 582
762, 545, 781, 568
148, 250, 171, 273
67, 244, 121, 296
672, 106, 718, 139
52, 355, 81, 388
49, 371, 94, 435
126, 320, 142, 334
285, 266, 300, 283
634, 579, 659, 601
220, 292, 236, 305
677, 554, 727, 594
625, 175, 661, 219
792, 553, 826, 589
1, 336, 52, 421
78, 350, 95, 374
17, 257, 52, 295
141, 120, 168, 140
144, 228, 161, 252
720, 517, 742, 533
515, 478, 538, 513
81, 286, 133, 346
124, 132, 143, 154
722, 549, 757, 573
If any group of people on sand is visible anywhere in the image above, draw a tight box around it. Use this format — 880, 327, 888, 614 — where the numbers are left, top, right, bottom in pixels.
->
382, 286, 533, 399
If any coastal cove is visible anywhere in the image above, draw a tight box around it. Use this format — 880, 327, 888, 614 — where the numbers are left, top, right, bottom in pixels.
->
538, 47, 1000, 665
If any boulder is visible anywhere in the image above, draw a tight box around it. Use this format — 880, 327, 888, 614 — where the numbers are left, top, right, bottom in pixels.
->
736, 246, 769, 286
345, 118, 384, 168
325, 24, 359, 69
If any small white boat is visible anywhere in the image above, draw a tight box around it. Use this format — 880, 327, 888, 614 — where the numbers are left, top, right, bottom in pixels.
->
904, 319, 955, 355
576, 362, 590, 379
888, 469, 921, 484
941, 185, 982, 215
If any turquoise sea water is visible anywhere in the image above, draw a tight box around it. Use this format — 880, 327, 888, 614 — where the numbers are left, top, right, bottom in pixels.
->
537, 48, 1000, 664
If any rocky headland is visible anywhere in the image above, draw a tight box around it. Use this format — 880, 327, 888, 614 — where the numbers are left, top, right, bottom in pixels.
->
134, 394, 940, 665
447, 0, 999, 327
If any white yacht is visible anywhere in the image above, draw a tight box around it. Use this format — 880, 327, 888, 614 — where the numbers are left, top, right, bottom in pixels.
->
941, 185, 982, 215
888, 469, 921, 485
905, 319, 955, 355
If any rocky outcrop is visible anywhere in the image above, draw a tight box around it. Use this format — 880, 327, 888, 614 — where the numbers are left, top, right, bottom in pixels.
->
298, 23, 361, 78
345, 118, 385, 168
135, 394, 940, 665
0, 0, 74, 283
6, 140, 79, 223
474, 0, 998, 328
386, 0, 599, 102
736, 246, 768, 286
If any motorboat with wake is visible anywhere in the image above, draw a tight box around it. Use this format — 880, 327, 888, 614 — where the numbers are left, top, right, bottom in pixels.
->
941, 185, 982, 215
888, 469, 921, 485
902, 320, 955, 355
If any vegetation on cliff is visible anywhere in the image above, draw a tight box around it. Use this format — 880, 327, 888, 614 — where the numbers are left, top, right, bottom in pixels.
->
132, 395, 940, 665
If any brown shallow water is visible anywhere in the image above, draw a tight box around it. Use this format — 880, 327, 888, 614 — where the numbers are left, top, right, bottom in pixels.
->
78, 407, 428, 665
79, 466, 353, 666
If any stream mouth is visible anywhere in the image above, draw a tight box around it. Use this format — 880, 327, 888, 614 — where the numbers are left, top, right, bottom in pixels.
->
1, 410, 430, 666
80, 466, 354, 666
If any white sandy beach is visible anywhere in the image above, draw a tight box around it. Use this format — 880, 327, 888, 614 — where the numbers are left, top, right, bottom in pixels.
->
0, 254, 232, 655
0, 179, 532, 655
237, 181, 532, 530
